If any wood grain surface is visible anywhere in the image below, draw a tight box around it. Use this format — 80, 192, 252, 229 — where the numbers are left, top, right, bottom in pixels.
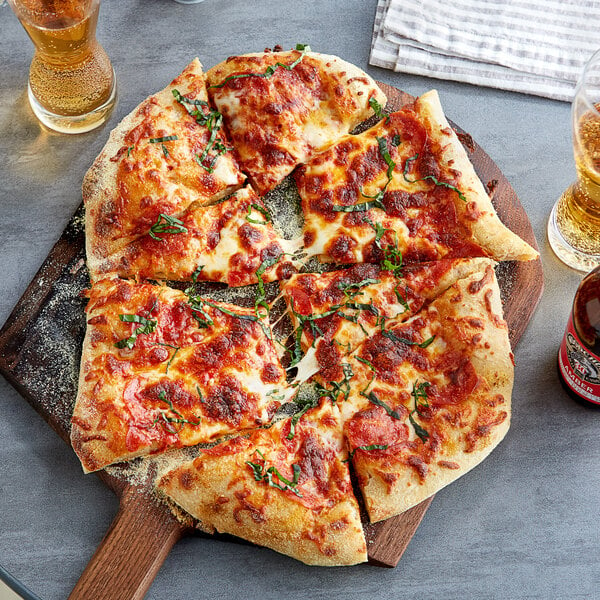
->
0, 83, 543, 599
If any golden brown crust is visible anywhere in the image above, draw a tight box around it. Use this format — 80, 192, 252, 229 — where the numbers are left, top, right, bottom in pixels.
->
157, 401, 367, 566
336, 266, 512, 522
84, 58, 245, 281
71, 278, 289, 473
206, 49, 386, 194
297, 89, 537, 265
416, 91, 538, 261
89, 186, 301, 286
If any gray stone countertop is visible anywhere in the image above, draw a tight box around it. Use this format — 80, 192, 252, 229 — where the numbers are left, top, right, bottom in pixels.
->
0, 1, 598, 599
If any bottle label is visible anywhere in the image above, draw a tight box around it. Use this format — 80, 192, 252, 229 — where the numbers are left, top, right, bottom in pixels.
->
559, 312, 600, 404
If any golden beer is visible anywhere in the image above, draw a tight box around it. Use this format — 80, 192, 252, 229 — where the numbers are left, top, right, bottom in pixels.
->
8, 0, 116, 133
548, 51, 600, 271
554, 113, 600, 256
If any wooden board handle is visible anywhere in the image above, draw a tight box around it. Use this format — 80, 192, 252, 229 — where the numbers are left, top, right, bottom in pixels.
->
69, 485, 185, 600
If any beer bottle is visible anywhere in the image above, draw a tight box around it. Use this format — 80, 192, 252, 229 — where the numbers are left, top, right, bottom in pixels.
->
558, 264, 600, 407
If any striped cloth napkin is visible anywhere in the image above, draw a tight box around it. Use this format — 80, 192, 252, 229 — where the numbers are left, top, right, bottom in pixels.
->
370, 0, 600, 101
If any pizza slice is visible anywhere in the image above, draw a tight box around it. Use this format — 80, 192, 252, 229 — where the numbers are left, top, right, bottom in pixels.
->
157, 399, 367, 566
296, 89, 538, 264
280, 257, 494, 370
88, 186, 301, 286
71, 277, 293, 473
206, 46, 386, 195
84, 58, 246, 273
317, 265, 512, 522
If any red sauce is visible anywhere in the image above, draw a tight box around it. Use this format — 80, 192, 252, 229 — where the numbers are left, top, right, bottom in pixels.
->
296, 433, 331, 495
326, 234, 357, 263
203, 374, 258, 426
239, 223, 265, 249
345, 405, 409, 450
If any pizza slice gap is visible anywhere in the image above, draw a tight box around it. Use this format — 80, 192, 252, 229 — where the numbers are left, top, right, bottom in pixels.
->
206, 46, 387, 195
316, 264, 513, 523
71, 277, 296, 473
85, 58, 246, 274
156, 399, 368, 566
296, 89, 538, 265
279, 257, 495, 373
89, 186, 303, 287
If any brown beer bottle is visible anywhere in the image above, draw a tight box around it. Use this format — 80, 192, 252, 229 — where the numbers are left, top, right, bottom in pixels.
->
558, 265, 600, 407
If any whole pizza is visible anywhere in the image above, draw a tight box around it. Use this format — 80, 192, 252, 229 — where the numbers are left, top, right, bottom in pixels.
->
71, 45, 538, 566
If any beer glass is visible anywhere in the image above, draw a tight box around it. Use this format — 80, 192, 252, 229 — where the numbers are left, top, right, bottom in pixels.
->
548, 49, 600, 271
7, 0, 117, 134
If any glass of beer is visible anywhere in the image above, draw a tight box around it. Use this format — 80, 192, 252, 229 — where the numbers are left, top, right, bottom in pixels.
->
548, 49, 600, 271
7, 0, 117, 134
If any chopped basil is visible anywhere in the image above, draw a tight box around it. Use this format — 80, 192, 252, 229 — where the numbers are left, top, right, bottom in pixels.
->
191, 264, 204, 284
381, 234, 403, 275
210, 44, 311, 89
286, 395, 319, 440
314, 362, 354, 405
153, 390, 201, 434
381, 330, 436, 348
148, 213, 188, 241
196, 385, 206, 403
409, 380, 431, 442
362, 390, 401, 419
245, 449, 303, 497
337, 278, 381, 298
149, 135, 179, 143
345, 443, 389, 462
332, 198, 385, 213
403, 153, 467, 201
127, 145, 134, 157
254, 253, 282, 318
333, 136, 397, 213
246, 203, 272, 225
185, 288, 215, 328
365, 218, 389, 249
344, 301, 379, 316
394, 283, 410, 312
369, 97, 389, 123
115, 314, 157, 349
202, 297, 273, 340
356, 356, 377, 394
172, 89, 230, 173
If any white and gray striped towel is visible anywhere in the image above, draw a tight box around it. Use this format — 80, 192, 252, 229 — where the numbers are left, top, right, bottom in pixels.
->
370, 0, 600, 101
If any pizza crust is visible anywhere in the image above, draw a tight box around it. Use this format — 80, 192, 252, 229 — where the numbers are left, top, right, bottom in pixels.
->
73, 51, 535, 564
84, 58, 245, 281
416, 90, 538, 262
340, 266, 513, 522
157, 401, 368, 566
71, 278, 289, 473
206, 49, 386, 194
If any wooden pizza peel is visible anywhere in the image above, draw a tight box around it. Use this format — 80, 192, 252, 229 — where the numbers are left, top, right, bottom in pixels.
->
0, 83, 544, 599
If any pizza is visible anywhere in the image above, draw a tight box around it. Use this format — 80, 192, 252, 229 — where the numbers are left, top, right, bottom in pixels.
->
71, 48, 539, 566
71, 277, 293, 473
206, 46, 386, 195
89, 186, 301, 287
280, 257, 494, 368
84, 58, 246, 282
157, 399, 367, 566
321, 265, 513, 522
296, 90, 538, 265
